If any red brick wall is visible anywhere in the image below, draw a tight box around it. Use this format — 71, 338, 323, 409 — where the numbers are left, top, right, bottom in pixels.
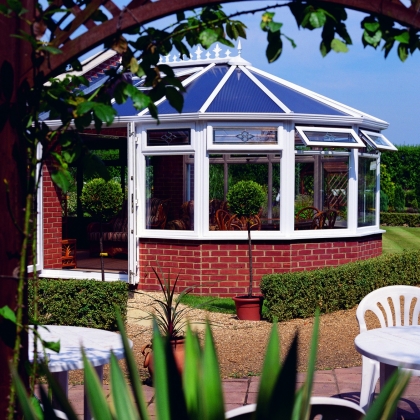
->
138, 234, 382, 297
42, 161, 63, 269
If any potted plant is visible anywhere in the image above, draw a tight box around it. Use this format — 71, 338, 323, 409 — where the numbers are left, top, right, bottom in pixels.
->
81, 178, 123, 279
227, 180, 266, 321
140, 267, 194, 377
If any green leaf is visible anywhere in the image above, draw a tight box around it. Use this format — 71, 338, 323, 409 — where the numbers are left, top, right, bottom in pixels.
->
129, 57, 139, 74
115, 309, 150, 420
309, 10, 327, 28
42, 339, 60, 353
110, 353, 138, 420
201, 323, 225, 420
0, 4, 8, 14
30, 395, 44, 420
92, 103, 116, 125
256, 323, 281, 419
363, 29, 382, 47
82, 350, 114, 420
266, 35, 283, 63
398, 43, 409, 62
12, 368, 39, 420
39, 45, 63, 55
7, 0, 23, 15
91, 9, 108, 22
363, 21, 380, 33
165, 86, 183, 113
331, 38, 349, 53
0, 305, 16, 323
76, 101, 94, 116
268, 21, 283, 32
199, 28, 218, 48
395, 31, 410, 44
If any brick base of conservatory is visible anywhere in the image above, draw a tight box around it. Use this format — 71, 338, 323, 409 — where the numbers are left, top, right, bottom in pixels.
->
138, 234, 382, 297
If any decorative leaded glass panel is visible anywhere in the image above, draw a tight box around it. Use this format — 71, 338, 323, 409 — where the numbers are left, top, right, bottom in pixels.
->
213, 128, 277, 144
147, 129, 191, 146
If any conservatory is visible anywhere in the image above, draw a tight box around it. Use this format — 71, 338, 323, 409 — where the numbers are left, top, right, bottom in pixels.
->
40, 47, 397, 296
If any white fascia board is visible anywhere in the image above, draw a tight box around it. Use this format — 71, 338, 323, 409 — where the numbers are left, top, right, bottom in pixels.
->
199, 65, 237, 113
248, 66, 386, 123
240, 66, 291, 113
138, 62, 216, 116
39, 269, 128, 282
162, 57, 230, 68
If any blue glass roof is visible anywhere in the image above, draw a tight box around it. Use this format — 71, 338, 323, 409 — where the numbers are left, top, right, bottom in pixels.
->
206, 69, 284, 113
250, 72, 348, 116
155, 65, 229, 114
112, 98, 138, 116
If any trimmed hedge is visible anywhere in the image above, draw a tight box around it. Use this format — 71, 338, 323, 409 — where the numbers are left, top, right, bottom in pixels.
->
29, 279, 128, 330
260, 251, 420, 322
380, 212, 420, 226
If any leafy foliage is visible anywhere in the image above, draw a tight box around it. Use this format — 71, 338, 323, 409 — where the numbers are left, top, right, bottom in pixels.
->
28, 279, 128, 330
261, 250, 420, 322
81, 178, 123, 220
227, 180, 265, 219
394, 184, 406, 212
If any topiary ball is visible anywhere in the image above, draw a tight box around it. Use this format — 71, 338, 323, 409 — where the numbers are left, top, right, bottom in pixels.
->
81, 178, 123, 220
227, 180, 266, 218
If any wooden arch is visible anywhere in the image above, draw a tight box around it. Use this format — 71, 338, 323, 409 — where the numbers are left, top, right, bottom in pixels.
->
38, 0, 420, 80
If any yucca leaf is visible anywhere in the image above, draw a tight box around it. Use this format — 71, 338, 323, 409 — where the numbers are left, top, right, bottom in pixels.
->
201, 322, 225, 420
183, 325, 202, 418
12, 367, 39, 420
265, 333, 298, 420
42, 365, 79, 420
110, 353, 138, 420
39, 384, 61, 420
298, 309, 320, 420
153, 321, 171, 420
364, 369, 410, 420
82, 350, 114, 420
256, 322, 281, 419
116, 309, 150, 420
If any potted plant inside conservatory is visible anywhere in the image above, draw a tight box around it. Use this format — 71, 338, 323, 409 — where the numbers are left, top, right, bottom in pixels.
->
227, 180, 266, 321
81, 177, 124, 280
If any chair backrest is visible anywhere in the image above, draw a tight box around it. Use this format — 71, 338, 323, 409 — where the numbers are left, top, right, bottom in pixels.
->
225, 398, 365, 420
215, 209, 232, 230
296, 206, 319, 222
356, 285, 420, 333
311, 211, 325, 229
322, 209, 338, 229
309, 397, 365, 420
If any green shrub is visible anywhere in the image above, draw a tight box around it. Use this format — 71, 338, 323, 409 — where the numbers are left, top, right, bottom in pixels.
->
260, 250, 420, 322
380, 212, 420, 226
81, 178, 123, 220
28, 279, 128, 330
380, 190, 389, 212
394, 184, 405, 212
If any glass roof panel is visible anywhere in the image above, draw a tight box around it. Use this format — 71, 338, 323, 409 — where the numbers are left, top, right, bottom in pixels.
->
156, 65, 229, 114
113, 98, 139, 116
251, 72, 349, 116
207, 69, 285, 113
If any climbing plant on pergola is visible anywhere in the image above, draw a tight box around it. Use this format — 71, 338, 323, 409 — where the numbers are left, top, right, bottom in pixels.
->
1, 0, 420, 418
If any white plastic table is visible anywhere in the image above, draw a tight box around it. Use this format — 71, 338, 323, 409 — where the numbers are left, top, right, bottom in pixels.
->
29, 325, 132, 420
355, 326, 420, 399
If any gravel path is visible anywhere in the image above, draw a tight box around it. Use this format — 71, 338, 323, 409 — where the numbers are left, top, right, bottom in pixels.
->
68, 291, 363, 384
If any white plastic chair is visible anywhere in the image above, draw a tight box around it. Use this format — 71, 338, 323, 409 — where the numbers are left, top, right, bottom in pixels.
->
225, 397, 365, 419
356, 285, 420, 411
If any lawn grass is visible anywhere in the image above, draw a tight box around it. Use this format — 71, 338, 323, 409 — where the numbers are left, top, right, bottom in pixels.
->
382, 226, 420, 254
179, 294, 236, 314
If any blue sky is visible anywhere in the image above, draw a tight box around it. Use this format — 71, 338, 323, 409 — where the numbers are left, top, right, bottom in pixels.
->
213, 1, 420, 146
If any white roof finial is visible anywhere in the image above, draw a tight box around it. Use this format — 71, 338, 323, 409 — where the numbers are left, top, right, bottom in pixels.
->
213, 43, 222, 58
237, 39, 242, 57
195, 46, 203, 60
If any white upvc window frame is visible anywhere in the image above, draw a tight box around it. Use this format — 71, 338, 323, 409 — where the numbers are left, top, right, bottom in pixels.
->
137, 122, 198, 239
295, 126, 365, 148
207, 122, 285, 152
359, 129, 398, 151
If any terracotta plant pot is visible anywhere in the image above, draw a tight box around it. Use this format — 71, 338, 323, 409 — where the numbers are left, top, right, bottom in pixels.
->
232, 295, 264, 321
141, 338, 185, 378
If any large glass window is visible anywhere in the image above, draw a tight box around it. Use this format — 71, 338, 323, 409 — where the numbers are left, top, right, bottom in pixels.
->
295, 153, 349, 230
145, 155, 194, 230
358, 157, 377, 227
209, 154, 281, 231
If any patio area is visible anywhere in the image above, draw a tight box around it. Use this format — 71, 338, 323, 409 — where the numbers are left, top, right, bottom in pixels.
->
64, 368, 420, 419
